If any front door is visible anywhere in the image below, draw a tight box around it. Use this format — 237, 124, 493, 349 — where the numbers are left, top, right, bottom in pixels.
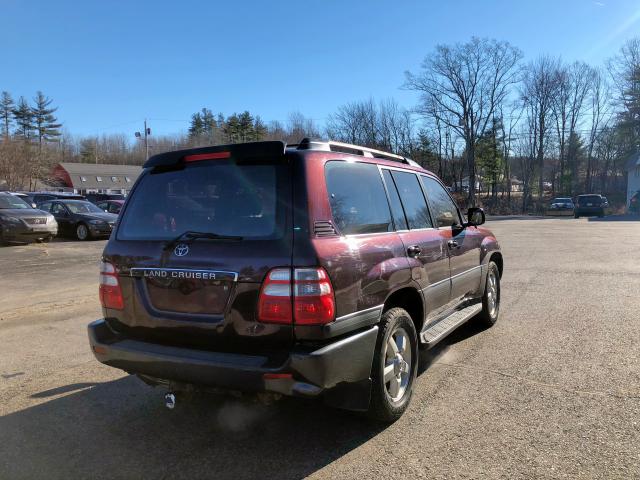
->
421, 175, 482, 303
382, 169, 451, 322
50, 202, 72, 235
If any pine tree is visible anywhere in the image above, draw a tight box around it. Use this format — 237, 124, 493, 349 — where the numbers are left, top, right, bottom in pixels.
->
254, 116, 267, 141
238, 111, 255, 142
476, 119, 504, 197
224, 114, 241, 143
32, 91, 61, 148
188, 112, 204, 138
1, 91, 14, 137
12, 96, 34, 139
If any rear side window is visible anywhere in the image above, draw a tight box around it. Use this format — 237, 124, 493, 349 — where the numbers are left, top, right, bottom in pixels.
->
421, 175, 461, 228
381, 169, 408, 230
325, 161, 392, 235
391, 171, 432, 229
117, 160, 289, 240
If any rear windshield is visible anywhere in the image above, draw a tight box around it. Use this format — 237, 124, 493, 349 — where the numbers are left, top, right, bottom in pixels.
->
578, 195, 601, 205
552, 198, 572, 203
117, 160, 288, 241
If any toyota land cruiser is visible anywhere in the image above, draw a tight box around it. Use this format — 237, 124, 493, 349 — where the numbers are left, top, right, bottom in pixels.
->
88, 139, 503, 422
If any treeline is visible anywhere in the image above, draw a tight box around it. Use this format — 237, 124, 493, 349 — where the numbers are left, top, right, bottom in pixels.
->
1, 36, 638, 213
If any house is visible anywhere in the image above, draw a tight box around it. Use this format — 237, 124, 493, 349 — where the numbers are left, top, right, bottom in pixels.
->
52, 163, 142, 195
626, 152, 640, 205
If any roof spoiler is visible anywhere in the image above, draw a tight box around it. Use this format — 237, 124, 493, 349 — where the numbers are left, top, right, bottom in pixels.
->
143, 141, 287, 169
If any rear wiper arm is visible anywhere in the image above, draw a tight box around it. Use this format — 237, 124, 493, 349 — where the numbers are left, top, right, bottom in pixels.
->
163, 230, 243, 250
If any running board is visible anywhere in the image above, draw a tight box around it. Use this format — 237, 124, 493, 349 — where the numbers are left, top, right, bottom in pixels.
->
420, 303, 482, 348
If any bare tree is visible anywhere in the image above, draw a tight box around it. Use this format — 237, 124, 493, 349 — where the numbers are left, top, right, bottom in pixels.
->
521, 56, 560, 206
405, 37, 522, 205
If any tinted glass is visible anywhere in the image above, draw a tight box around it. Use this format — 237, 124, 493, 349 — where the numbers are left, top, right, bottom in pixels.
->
64, 201, 104, 214
391, 171, 432, 229
0, 195, 31, 209
39, 202, 52, 212
381, 169, 408, 230
325, 161, 392, 235
578, 195, 601, 205
421, 175, 461, 228
118, 160, 288, 240
51, 203, 67, 215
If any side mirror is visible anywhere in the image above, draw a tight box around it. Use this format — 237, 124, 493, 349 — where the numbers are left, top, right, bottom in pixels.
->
466, 207, 485, 227
31, 203, 37, 209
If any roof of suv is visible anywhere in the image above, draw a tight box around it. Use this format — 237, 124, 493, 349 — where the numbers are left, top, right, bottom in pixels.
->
144, 139, 433, 176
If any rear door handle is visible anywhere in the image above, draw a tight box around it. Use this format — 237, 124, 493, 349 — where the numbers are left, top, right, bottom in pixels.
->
407, 245, 422, 257
447, 240, 459, 249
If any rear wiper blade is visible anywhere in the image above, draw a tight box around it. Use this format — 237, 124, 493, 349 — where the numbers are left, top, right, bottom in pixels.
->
163, 230, 243, 250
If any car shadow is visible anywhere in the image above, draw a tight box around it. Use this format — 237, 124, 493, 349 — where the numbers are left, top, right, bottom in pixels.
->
588, 214, 639, 222
486, 215, 573, 222
0, 375, 386, 480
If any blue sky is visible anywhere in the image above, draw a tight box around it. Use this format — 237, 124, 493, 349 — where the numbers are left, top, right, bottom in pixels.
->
2, 0, 640, 138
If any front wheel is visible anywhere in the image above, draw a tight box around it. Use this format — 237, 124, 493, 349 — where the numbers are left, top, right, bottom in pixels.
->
477, 261, 500, 327
76, 223, 90, 241
368, 307, 418, 423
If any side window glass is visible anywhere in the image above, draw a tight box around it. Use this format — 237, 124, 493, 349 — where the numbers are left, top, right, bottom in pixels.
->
381, 169, 408, 230
39, 202, 51, 212
421, 175, 462, 228
391, 171, 433, 229
325, 161, 393, 235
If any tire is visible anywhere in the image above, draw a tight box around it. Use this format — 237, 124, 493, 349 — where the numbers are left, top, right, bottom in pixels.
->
477, 261, 500, 327
368, 307, 418, 423
76, 223, 90, 241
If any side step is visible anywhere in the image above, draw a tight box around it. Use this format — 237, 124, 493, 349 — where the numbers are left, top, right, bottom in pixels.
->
420, 303, 482, 348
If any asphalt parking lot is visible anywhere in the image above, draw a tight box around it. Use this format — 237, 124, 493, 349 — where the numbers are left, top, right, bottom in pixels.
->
1, 217, 639, 480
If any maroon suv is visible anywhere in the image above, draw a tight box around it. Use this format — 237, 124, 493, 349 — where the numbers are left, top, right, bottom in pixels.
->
88, 139, 503, 422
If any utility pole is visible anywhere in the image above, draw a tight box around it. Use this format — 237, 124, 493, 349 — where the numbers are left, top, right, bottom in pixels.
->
135, 120, 151, 161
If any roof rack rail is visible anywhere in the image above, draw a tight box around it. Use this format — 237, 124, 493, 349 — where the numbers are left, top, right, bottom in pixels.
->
293, 138, 421, 167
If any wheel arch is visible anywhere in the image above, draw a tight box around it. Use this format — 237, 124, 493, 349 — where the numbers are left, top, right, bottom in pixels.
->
382, 286, 425, 336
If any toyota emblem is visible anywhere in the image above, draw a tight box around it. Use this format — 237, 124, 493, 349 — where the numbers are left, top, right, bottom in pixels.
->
174, 244, 189, 257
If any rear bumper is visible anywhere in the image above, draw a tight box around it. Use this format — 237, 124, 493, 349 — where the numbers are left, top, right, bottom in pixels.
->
88, 319, 378, 397
575, 207, 604, 216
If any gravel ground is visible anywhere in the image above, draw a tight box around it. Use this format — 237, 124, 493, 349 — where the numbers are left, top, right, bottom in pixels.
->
0, 217, 639, 479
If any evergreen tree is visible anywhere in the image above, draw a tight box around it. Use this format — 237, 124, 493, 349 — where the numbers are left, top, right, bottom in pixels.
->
238, 111, 255, 142
200, 108, 217, 137
1, 91, 14, 137
224, 114, 241, 143
476, 118, 504, 197
12, 96, 34, 139
188, 111, 205, 138
254, 116, 267, 141
32, 91, 61, 148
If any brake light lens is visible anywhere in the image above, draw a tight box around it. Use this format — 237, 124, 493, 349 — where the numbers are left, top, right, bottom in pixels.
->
184, 151, 231, 162
99, 261, 124, 310
258, 267, 335, 325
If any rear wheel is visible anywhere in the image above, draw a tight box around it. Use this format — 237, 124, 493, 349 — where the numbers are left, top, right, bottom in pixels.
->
368, 307, 418, 423
76, 223, 90, 241
477, 261, 500, 327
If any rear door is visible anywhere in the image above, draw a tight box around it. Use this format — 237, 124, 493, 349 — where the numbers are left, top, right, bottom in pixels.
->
383, 169, 451, 322
421, 175, 482, 302
105, 152, 293, 354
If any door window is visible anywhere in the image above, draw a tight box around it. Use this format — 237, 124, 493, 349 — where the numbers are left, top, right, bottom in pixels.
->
381, 169, 408, 230
421, 175, 462, 228
391, 171, 433, 229
51, 203, 68, 216
325, 161, 392, 235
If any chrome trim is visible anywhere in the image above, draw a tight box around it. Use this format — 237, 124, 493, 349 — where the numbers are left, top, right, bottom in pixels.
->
450, 264, 482, 280
421, 265, 483, 292
335, 304, 383, 323
129, 268, 239, 282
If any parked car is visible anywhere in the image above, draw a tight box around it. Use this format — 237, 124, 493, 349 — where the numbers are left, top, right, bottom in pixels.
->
574, 194, 606, 218
96, 199, 125, 215
547, 197, 575, 216
629, 191, 640, 215
0, 192, 57, 244
8, 192, 37, 208
38, 199, 117, 240
31, 191, 85, 205
85, 193, 126, 205
88, 139, 503, 422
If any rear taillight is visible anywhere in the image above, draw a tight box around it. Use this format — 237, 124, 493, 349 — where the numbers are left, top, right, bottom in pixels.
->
99, 261, 124, 310
258, 267, 335, 325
